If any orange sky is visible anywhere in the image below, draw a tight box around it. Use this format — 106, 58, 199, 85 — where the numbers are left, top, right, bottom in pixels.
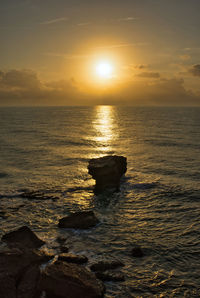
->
0, 0, 200, 106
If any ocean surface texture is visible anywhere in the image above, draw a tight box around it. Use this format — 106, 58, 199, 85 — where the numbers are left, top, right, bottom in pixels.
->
0, 106, 200, 297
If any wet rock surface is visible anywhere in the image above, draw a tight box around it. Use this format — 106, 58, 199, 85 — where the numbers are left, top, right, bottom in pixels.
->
58, 211, 99, 229
88, 155, 127, 193
2, 226, 45, 249
38, 260, 105, 298
58, 253, 88, 264
90, 260, 125, 272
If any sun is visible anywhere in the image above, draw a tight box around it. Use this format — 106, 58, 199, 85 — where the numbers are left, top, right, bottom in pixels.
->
95, 61, 113, 79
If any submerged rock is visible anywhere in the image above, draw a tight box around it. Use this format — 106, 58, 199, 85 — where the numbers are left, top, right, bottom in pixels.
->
131, 246, 144, 258
90, 260, 124, 272
95, 271, 125, 282
88, 155, 127, 193
58, 211, 99, 229
38, 260, 105, 298
58, 253, 88, 264
1, 226, 45, 249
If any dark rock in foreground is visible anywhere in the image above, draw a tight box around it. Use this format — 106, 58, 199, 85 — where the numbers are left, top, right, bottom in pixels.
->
58, 253, 88, 264
0, 247, 52, 298
88, 155, 127, 193
17, 264, 40, 298
58, 211, 99, 229
2, 226, 45, 249
38, 260, 105, 298
131, 246, 144, 258
95, 271, 125, 282
90, 260, 124, 272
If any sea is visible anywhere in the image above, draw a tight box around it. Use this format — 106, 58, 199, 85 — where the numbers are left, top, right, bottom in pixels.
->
0, 106, 200, 297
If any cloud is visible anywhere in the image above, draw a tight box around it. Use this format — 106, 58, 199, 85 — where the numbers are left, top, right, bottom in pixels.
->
0, 69, 199, 106
0, 69, 82, 106
189, 64, 200, 77
135, 64, 148, 69
96, 42, 148, 50
179, 54, 191, 61
40, 17, 68, 25
44, 52, 89, 60
137, 72, 160, 79
118, 17, 138, 22
114, 78, 199, 106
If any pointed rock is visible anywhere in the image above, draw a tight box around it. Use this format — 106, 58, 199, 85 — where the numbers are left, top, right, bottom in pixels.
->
2, 226, 45, 249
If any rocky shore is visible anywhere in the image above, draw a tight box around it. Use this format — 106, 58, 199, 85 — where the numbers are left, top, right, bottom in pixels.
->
0, 156, 144, 297
0, 212, 144, 298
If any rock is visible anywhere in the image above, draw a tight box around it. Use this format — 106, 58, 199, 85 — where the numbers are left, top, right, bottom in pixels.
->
60, 246, 69, 253
88, 155, 127, 193
90, 260, 124, 272
38, 260, 105, 298
2, 226, 45, 249
56, 236, 67, 245
0, 274, 16, 298
131, 246, 144, 258
95, 271, 125, 282
0, 248, 50, 280
58, 211, 99, 229
58, 253, 88, 264
17, 265, 40, 298
0, 247, 52, 298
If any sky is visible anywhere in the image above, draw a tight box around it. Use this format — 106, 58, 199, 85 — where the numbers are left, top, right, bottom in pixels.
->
0, 0, 200, 106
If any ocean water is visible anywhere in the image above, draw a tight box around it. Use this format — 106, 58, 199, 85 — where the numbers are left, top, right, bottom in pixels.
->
0, 106, 200, 297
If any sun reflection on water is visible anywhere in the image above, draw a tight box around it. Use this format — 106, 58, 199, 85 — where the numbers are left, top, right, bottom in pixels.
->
93, 105, 117, 154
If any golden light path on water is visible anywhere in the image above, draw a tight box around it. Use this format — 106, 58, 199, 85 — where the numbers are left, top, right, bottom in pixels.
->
93, 105, 117, 155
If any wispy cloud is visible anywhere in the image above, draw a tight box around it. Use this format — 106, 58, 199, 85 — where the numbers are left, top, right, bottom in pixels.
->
189, 64, 200, 77
95, 42, 148, 50
44, 52, 89, 60
118, 17, 138, 22
179, 54, 191, 61
40, 17, 68, 25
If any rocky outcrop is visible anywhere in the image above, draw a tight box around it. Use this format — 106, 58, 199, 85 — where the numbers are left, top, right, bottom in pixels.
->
0, 226, 104, 298
38, 260, 105, 298
58, 253, 88, 264
88, 155, 127, 193
90, 260, 124, 272
58, 211, 99, 229
2, 226, 45, 249
0, 247, 52, 298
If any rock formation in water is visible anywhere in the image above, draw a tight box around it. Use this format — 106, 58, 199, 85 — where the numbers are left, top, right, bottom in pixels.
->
58, 211, 99, 229
88, 155, 127, 193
